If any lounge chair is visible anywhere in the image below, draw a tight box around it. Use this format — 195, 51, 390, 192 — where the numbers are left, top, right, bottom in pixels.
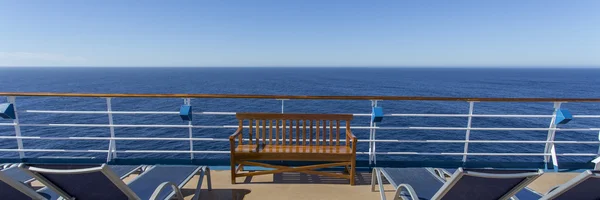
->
433, 168, 544, 200
371, 167, 543, 200
0, 164, 143, 200
0, 169, 48, 200
2, 164, 140, 185
537, 170, 600, 200
20, 164, 211, 200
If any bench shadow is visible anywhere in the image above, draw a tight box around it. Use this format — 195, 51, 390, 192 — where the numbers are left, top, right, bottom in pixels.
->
181, 188, 252, 200
241, 171, 374, 185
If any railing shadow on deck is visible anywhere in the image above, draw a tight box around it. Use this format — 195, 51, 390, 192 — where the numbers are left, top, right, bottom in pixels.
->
182, 189, 251, 200
240, 171, 377, 185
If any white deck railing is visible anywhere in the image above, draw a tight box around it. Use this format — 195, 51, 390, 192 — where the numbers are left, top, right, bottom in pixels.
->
1, 92, 600, 170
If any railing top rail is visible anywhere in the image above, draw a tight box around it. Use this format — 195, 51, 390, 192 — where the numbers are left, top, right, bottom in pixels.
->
2, 92, 600, 102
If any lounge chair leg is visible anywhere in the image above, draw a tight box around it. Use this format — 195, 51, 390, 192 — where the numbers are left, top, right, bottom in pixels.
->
206, 167, 212, 191
371, 168, 377, 192
192, 167, 212, 200
393, 187, 402, 200
375, 168, 387, 200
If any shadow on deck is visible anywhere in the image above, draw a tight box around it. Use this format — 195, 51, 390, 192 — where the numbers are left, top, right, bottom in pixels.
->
188, 171, 387, 200
240, 171, 374, 185
175, 170, 575, 200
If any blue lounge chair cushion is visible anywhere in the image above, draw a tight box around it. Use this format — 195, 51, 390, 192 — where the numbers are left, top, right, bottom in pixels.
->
0, 180, 36, 199
443, 169, 536, 199
440, 168, 543, 200
0, 169, 53, 200
35, 167, 130, 199
378, 168, 541, 200
32, 165, 141, 200
109, 165, 141, 179
128, 165, 200, 200
548, 172, 600, 200
379, 168, 445, 199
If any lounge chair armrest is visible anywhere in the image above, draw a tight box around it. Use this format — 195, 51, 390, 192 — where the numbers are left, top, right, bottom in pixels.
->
229, 128, 242, 141
200, 166, 212, 191
396, 184, 419, 200
150, 181, 184, 200
433, 168, 451, 179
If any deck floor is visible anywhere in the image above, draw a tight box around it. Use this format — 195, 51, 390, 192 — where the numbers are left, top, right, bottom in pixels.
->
183, 170, 578, 200
30, 169, 580, 200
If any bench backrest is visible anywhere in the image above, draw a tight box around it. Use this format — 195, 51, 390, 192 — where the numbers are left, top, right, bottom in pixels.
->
235, 113, 353, 146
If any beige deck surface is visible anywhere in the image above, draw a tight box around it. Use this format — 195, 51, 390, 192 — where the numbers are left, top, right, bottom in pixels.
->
29, 169, 581, 200
185, 170, 394, 200
185, 170, 580, 200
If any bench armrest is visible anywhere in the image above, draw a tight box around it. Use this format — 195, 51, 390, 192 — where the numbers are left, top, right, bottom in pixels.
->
229, 128, 242, 141
346, 130, 358, 153
346, 130, 357, 140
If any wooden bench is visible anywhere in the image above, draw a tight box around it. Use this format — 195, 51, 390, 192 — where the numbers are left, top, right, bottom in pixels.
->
229, 113, 357, 185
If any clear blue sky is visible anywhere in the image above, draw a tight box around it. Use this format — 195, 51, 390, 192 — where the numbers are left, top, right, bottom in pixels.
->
1, 0, 599, 67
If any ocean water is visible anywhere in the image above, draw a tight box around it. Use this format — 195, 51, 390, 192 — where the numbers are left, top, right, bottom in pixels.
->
1, 67, 600, 163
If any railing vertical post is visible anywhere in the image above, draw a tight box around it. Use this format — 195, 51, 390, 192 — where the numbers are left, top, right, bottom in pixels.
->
106, 98, 117, 162
369, 101, 374, 164
7, 96, 24, 159
280, 99, 285, 113
462, 101, 475, 162
185, 98, 194, 159
369, 100, 378, 165
594, 132, 600, 170
544, 102, 561, 172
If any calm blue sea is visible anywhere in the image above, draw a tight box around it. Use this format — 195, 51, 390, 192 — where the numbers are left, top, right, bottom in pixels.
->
1, 67, 600, 163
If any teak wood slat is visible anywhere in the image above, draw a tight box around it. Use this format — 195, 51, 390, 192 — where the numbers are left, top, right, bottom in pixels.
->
230, 113, 356, 185
249, 120, 253, 145
269, 120, 273, 145
323, 120, 327, 145
262, 120, 266, 144
336, 120, 340, 146
282, 120, 286, 146
309, 120, 313, 146
302, 120, 307, 145
296, 119, 300, 145
289, 120, 293, 145
316, 120, 320, 146
275, 120, 279, 145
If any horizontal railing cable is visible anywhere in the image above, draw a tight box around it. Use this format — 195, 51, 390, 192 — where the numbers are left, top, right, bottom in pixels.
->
1, 123, 599, 132
1, 136, 599, 144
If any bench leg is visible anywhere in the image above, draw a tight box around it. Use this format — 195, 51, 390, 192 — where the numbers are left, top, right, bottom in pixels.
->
350, 156, 356, 185
230, 157, 236, 184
